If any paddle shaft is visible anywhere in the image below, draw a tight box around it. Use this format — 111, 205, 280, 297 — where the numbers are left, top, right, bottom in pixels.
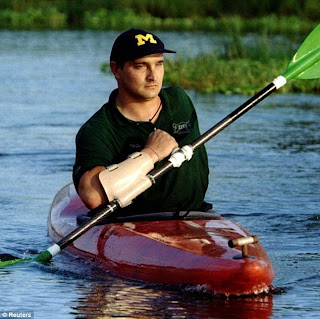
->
42, 23, 320, 260
0, 83, 277, 264
191, 83, 277, 150
56, 202, 118, 250
46, 82, 277, 258
149, 82, 277, 180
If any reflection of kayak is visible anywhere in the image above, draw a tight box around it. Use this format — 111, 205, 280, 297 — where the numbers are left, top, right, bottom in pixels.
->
48, 183, 274, 295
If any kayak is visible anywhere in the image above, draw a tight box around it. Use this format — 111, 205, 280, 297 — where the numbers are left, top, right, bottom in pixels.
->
48, 183, 274, 295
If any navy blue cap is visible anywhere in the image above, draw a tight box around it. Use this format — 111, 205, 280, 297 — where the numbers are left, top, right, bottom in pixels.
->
110, 28, 176, 63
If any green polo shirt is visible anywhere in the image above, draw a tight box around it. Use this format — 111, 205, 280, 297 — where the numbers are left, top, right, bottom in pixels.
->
73, 86, 209, 215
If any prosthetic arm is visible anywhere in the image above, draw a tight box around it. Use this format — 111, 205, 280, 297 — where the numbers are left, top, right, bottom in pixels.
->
99, 152, 154, 208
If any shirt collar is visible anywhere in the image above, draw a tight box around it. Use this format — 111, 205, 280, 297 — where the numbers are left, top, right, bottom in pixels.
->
105, 88, 179, 128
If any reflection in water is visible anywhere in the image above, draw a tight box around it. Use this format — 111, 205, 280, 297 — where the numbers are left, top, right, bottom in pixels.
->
72, 280, 273, 319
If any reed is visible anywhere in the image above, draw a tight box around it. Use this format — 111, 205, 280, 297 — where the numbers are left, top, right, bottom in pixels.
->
163, 36, 320, 94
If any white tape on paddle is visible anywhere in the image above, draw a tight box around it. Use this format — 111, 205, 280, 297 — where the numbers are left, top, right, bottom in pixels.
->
273, 75, 287, 89
168, 145, 194, 168
47, 243, 61, 257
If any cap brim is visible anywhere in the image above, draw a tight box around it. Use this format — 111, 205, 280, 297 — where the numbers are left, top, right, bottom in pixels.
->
131, 48, 176, 60
162, 49, 176, 54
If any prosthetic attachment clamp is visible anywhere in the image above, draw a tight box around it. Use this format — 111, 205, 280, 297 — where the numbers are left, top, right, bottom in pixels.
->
168, 145, 194, 168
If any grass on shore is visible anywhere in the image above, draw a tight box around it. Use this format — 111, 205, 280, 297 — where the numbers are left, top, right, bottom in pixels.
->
102, 34, 320, 95
163, 54, 320, 95
0, 8, 317, 36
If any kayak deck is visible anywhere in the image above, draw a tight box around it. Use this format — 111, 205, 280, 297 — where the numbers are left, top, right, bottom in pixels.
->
48, 184, 274, 295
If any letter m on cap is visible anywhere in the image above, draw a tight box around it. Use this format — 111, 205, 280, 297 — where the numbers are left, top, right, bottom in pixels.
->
135, 34, 157, 46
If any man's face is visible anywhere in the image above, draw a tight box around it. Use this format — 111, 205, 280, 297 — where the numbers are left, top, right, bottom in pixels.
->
114, 53, 164, 101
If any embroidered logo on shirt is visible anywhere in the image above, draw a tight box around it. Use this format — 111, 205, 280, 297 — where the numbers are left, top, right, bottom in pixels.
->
172, 121, 192, 135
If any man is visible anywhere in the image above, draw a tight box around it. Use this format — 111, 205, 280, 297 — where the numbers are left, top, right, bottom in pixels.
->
73, 28, 209, 216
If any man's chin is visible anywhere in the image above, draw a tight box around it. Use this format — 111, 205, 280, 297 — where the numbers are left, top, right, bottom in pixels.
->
141, 89, 161, 99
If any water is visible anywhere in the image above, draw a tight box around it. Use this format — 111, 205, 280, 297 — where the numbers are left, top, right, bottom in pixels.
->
1, 30, 319, 318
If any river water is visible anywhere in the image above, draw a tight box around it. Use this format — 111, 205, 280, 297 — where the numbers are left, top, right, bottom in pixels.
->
0, 31, 319, 319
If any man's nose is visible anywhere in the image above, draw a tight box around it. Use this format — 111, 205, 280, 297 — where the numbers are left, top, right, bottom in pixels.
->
146, 67, 156, 81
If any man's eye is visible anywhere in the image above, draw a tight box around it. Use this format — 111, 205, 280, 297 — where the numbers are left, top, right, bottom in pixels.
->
135, 64, 145, 69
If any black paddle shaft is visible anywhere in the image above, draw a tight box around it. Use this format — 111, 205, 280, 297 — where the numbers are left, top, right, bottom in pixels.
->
57, 83, 277, 251
149, 82, 277, 180
57, 202, 118, 250
191, 82, 277, 150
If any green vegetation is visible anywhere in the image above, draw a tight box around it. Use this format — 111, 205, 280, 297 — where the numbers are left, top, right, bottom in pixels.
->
0, 0, 318, 34
2, 0, 319, 94
163, 33, 320, 94
163, 53, 320, 95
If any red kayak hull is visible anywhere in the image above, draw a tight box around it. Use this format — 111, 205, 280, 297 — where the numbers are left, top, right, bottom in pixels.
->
48, 184, 274, 295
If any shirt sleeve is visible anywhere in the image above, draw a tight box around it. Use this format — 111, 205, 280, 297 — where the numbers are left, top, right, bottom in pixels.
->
72, 124, 113, 191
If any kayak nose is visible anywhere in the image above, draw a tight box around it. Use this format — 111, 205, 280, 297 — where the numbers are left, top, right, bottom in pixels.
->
210, 259, 275, 295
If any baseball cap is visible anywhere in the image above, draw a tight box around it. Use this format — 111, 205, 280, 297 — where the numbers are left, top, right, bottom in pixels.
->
110, 28, 176, 63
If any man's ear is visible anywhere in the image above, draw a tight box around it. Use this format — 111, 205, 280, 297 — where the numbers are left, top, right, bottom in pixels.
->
110, 61, 120, 79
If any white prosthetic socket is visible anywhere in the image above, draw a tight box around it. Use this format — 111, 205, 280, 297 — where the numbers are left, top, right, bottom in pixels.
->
99, 152, 154, 208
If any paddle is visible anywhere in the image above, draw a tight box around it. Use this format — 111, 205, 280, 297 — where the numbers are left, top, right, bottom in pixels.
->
1, 24, 319, 268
